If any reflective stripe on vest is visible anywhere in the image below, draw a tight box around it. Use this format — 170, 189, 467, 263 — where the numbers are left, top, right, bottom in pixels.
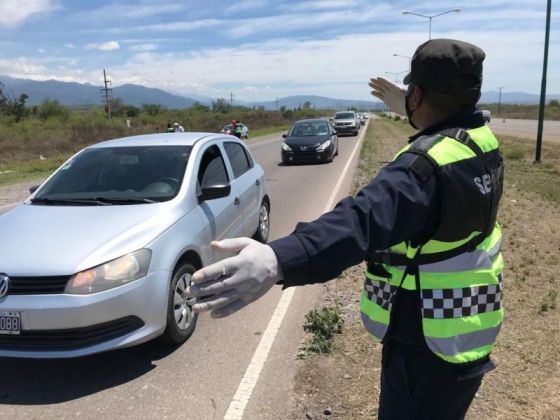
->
360, 125, 504, 364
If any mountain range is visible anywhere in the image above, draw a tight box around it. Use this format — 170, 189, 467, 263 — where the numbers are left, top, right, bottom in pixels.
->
0, 76, 557, 110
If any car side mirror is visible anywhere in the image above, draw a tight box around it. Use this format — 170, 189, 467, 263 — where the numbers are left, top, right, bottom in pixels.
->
199, 183, 231, 201
29, 185, 40, 194
282, 134, 287, 138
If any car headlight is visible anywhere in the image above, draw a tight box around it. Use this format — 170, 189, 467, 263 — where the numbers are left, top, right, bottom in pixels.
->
65, 249, 152, 294
281, 142, 292, 151
316, 139, 332, 151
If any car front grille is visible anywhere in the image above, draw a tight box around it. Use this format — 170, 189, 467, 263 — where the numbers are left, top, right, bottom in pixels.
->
0, 316, 144, 351
7, 276, 70, 295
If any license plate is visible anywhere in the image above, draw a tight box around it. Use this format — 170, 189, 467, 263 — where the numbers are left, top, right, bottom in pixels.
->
0, 312, 21, 335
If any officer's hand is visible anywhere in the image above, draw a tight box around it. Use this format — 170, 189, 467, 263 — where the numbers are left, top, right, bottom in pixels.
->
187, 238, 282, 318
368, 76, 407, 116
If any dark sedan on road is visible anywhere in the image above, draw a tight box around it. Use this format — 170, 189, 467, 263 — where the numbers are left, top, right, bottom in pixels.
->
281, 119, 338, 165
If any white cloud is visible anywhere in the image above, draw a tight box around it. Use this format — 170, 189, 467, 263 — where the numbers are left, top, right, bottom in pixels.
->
64, 43, 75, 48
128, 43, 158, 52
226, 6, 390, 38
284, 0, 361, 12
71, 3, 184, 21
225, 0, 269, 14
0, 0, 58, 28
99, 30, 558, 100
37, 48, 46, 54
84, 41, 120, 51
114, 18, 222, 34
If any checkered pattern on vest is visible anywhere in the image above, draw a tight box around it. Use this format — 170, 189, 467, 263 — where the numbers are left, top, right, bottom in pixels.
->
365, 279, 397, 311
421, 276, 503, 319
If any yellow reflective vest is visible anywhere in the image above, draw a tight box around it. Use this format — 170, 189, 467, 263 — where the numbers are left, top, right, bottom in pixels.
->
360, 125, 504, 364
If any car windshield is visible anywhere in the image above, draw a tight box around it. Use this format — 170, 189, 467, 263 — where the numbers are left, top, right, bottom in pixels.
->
33, 145, 192, 205
335, 113, 355, 119
288, 121, 330, 137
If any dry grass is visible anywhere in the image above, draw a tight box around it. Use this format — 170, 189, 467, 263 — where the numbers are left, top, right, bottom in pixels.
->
292, 118, 560, 419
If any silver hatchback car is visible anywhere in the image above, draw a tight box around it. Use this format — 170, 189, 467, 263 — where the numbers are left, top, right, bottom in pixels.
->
0, 133, 270, 358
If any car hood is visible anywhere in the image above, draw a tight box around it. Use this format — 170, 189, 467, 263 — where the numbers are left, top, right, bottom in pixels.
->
285, 135, 330, 147
0, 203, 185, 276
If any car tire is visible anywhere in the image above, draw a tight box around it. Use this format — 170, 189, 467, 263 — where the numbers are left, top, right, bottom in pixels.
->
253, 199, 270, 243
160, 262, 198, 345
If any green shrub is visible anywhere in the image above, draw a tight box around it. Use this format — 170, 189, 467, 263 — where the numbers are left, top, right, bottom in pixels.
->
504, 145, 526, 160
298, 304, 344, 358
38, 100, 70, 121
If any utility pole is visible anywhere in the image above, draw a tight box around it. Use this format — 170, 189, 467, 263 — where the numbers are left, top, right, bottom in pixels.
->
230, 92, 235, 107
101, 69, 112, 123
535, 0, 551, 163
498, 86, 505, 114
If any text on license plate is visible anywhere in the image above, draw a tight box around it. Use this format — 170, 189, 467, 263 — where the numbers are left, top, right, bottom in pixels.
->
0, 312, 21, 335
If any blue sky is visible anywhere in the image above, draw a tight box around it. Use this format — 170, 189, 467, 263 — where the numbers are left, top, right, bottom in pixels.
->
0, 0, 558, 101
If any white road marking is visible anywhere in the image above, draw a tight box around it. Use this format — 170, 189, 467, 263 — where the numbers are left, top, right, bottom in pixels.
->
223, 122, 369, 420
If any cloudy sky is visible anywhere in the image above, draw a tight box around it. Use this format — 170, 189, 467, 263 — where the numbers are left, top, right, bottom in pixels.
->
0, 0, 558, 101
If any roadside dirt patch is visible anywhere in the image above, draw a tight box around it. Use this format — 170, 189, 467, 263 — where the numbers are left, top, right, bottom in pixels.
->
291, 117, 560, 419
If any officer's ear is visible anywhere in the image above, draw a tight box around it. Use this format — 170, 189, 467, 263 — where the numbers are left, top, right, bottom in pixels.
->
407, 85, 424, 112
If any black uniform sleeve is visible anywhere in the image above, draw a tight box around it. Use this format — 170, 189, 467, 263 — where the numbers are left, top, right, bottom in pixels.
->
268, 153, 440, 287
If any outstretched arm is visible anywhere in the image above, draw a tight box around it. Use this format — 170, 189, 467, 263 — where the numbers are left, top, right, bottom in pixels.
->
188, 142, 439, 317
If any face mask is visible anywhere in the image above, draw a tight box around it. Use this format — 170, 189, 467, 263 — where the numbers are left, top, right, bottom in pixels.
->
405, 86, 419, 129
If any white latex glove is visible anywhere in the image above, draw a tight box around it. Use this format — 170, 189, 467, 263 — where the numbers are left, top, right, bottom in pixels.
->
187, 238, 282, 318
368, 76, 407, 116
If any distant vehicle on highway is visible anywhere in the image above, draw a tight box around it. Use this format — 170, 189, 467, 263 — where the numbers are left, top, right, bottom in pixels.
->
332, 111, 360, 136
0, 133, 270, 358
482, 110, 491, 123
357, 112, 366, 125
220, 123, 249, 139
281, 118, 338, 165
363, 112, 370, 119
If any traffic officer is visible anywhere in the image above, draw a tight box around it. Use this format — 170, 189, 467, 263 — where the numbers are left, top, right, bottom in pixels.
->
186, 39, 505, 420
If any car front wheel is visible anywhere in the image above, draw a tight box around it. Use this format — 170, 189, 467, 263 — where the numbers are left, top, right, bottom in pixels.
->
161, 262, 198, 344
253, 200, 270, 243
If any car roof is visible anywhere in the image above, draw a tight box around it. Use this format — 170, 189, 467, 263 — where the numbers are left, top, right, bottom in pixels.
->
89, 133, 226, 148
292, 118, 330, 124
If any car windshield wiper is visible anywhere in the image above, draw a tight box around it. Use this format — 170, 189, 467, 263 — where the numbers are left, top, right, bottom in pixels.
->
93, 197, 159, 204
30, 197, 112, 206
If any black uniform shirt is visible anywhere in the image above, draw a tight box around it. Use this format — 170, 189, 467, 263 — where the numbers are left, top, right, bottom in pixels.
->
269, 107, 487, 344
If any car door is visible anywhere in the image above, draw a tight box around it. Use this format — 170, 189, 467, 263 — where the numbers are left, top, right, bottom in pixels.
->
223, 141, 260, 237
195, 143, 244, 247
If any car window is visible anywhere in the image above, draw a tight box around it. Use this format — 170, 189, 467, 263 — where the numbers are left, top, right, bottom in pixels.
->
34, 146, 191, 202
224, 142, 252, 178
198, 145, 229, 188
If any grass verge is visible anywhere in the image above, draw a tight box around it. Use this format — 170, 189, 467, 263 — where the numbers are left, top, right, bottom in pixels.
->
293, 118, 560, 419
0, 154, 69, 187
250, 125, 290, 137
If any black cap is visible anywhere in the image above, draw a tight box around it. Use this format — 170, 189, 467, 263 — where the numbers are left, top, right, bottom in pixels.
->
403, 39, 485, 98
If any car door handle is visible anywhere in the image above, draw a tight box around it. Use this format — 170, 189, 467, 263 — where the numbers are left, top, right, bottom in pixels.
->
234, 197, 241, 207
255, 180, 260, 186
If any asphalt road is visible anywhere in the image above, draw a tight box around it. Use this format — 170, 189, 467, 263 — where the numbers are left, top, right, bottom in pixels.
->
489, 118, 560, 142
0, 123, 369, 419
